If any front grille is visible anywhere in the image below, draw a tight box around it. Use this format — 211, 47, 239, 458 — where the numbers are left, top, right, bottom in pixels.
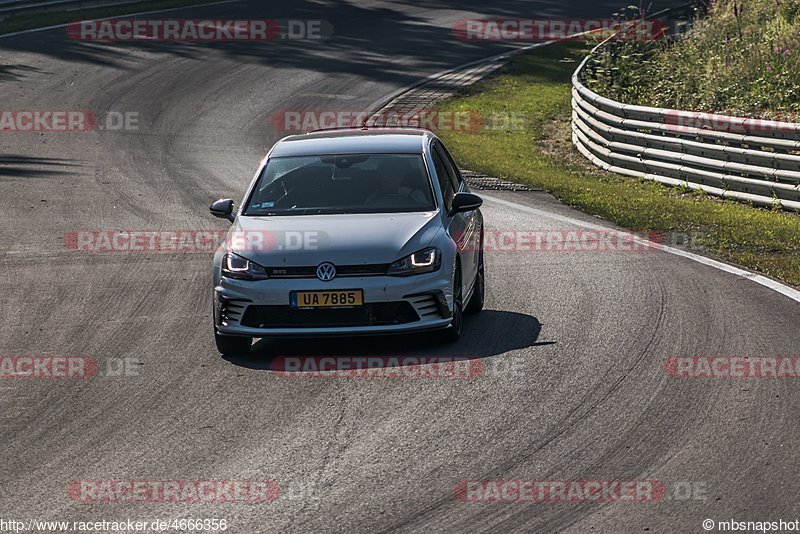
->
240, 302, 419, 328
267, 264, 390, 279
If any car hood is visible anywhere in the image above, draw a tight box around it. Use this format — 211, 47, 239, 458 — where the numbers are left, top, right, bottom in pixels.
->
228, 211, 441, 266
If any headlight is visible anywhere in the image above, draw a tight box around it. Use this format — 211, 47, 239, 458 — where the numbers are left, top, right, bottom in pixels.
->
386, 247, 441, 276
221, 253, 269, 280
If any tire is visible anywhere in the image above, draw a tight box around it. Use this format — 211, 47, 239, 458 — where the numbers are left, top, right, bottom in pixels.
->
465, 250, 485, 314
442, 265, 463, 342
214, 330, 252, 356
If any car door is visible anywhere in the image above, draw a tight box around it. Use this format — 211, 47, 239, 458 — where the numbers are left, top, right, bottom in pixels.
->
439, 142, 481, 292
432, 141, 479, 295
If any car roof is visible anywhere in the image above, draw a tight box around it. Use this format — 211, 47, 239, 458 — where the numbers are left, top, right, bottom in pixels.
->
269, 128, 433, 157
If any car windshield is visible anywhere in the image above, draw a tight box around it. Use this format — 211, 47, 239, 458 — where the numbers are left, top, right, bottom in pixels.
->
243, 153, 436, 216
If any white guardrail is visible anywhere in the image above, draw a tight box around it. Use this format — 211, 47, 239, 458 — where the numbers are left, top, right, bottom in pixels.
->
571, 40, 800, 211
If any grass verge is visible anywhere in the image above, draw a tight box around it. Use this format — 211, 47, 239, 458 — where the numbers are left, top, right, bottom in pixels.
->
0, 0, 225, 36
433, 41, 800, 287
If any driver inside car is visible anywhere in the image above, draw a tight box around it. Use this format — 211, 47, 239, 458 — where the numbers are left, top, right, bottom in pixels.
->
365, 160, 427, 205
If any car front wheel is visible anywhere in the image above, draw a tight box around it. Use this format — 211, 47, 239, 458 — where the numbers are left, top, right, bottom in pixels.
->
442, 266, 463, 342
465, 250, 485, 314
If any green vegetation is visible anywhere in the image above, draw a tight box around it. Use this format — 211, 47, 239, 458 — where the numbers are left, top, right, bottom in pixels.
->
585, 0, 800, 115
0, 0, 217, 35
433, 41, 800, 286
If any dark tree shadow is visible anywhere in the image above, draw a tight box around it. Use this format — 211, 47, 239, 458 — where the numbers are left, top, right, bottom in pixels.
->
0, 0, 689, 84
0, 64, 43, 81
0, 155, 82, 178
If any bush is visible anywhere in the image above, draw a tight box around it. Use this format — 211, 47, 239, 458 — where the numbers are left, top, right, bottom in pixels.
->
584, 0, 800, 116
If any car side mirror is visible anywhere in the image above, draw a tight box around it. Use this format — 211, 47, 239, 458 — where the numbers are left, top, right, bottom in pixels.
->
210, 198, 236, 222
449, 192, 483, 215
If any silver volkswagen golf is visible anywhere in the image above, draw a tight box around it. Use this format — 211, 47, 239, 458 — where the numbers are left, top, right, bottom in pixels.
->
209, 128, 484, 356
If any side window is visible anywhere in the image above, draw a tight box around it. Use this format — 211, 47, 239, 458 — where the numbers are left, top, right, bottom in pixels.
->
436, 143, 463, 192
430, 147, 454, 211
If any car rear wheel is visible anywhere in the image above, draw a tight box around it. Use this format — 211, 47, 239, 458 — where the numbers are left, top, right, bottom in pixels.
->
214, 331, 252, 356
465, 250, 485, 314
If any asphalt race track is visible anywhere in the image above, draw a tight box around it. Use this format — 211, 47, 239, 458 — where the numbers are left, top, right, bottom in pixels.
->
1, 1, 799, 532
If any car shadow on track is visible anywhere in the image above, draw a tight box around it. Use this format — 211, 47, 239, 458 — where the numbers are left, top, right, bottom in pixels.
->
222, 309, 551, 372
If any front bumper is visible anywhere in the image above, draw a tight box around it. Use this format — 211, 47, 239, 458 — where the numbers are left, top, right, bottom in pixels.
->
214, 272, 453, 337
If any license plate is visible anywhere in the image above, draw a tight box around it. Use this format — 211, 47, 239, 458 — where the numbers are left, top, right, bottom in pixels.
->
291, 290, 364, 308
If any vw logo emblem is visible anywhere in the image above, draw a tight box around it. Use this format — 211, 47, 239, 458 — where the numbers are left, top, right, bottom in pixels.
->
316, 262, 336, 281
